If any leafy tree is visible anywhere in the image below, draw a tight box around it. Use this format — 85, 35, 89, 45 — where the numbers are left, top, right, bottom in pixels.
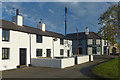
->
98, 3, 120, 45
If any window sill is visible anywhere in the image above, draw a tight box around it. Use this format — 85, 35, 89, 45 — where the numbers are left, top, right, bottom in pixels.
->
36, 42, 42, 43
2, 59, 9, 60
2, 40, 10, 42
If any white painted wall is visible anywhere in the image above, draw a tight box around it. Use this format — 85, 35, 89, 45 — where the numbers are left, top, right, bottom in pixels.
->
31, 57, 75, 68
61, 57, 74, 68
0, 28, 72, 70
77, 55, 89, 64
102, 39, 110, 55
31, 34, 72, 58
0, 28, 30, 71
12, 15, 23, 26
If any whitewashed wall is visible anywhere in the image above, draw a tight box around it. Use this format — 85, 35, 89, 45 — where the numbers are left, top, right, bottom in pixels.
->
77, 55, 89, 64
0, 28, 30, 71
102, 39, 110, 55
61, 57, 74, 68
0, 28, 72, 71
31, 57, 75, 68
31, 34, 72, 58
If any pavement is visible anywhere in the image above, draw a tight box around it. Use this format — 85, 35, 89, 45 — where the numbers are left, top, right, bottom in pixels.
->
2, 55, 118, 79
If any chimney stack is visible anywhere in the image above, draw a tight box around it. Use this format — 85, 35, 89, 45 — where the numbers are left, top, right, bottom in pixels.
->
65, 7, 67, 36
12, 9, 23, 26
37, 20, 45, 31
85, 27, 89, 35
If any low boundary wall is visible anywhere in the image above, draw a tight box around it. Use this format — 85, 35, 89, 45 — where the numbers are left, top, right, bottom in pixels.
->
76, 55, 93, 64
31, 57, 75, 69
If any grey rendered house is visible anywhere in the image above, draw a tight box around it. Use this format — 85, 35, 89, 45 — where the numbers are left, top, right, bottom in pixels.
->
67, 27, 110, 55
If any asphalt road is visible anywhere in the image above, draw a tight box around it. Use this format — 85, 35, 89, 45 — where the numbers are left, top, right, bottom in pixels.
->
2, 55, 118, 79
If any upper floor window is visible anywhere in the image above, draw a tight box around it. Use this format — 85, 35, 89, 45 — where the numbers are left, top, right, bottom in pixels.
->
60, 49, 64, 55
2, 48, 9, 60
60, 39, 64, 45
2, 29, 10, 41
36, 34, 42, 43
36, 49, 42, 57
93, 39, 96, 45
79, 40, 82, 45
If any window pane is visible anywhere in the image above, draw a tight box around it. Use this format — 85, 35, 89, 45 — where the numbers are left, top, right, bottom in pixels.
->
36, 35, 42, 43
2, 49, 5, 58
60, 39, 64, 45
2, 30, 5, 40
36, 49, 42, 56
60, 49, 64, 55
2, 29, 9, 41
93, 40, 96, 45
2, 48, 9, 59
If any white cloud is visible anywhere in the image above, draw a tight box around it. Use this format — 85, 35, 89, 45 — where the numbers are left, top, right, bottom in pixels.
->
48, 9, 54, 14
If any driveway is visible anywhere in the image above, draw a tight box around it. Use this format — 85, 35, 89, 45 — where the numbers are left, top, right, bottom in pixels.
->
2, 55, 118, 79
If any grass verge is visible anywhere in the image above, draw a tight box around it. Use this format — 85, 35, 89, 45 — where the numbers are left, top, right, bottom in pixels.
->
93, 58, 120, 79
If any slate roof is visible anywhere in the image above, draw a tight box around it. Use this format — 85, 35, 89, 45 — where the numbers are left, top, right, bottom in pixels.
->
66, 32, 105, 40
0, 19, 71, 40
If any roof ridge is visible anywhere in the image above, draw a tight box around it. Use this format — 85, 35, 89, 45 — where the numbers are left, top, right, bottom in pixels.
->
1, 19, 65, 37
93, 32, 102, 39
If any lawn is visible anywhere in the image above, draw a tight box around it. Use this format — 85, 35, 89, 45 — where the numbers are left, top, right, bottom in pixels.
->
93, 58, 120, 79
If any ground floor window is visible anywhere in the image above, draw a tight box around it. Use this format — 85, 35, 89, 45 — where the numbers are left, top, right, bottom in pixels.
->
36, 49, 42, 57
97, 47, 101, 52
92, 47, 97, 54
2, 48, 9, 60
60, 49, 64, 55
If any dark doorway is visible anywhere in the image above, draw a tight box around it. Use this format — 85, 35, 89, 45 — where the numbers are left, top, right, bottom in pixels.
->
104, 47, 107, 54
67, 50, 70, 56
46, 49, 51, 57
75, 56, 77, 64
112, 47, 116, 55
20, 48, 27, 65
79, 48, 82, 54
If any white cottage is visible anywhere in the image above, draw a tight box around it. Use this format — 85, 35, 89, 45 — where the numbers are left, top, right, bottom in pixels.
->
0, 11, 72, 70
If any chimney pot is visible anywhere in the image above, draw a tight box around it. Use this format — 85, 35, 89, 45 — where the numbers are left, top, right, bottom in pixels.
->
37, 22, 45, 31
85, 27, 89, 35
16, 9, 19, 15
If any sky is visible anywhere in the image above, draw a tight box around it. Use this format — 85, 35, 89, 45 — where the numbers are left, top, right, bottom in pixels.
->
0, 2, 117, 35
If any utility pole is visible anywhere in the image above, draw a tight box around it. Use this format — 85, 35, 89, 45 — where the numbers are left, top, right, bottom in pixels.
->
76, 27, 79, 56
65, 7, 67, 36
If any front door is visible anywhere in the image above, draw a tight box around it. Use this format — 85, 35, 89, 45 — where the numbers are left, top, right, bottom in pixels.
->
46, 49, 51, 57
67, 50, 70, 57
104, 47, 107, 55
20, 48, 27, 65
79, 48, 82, 54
